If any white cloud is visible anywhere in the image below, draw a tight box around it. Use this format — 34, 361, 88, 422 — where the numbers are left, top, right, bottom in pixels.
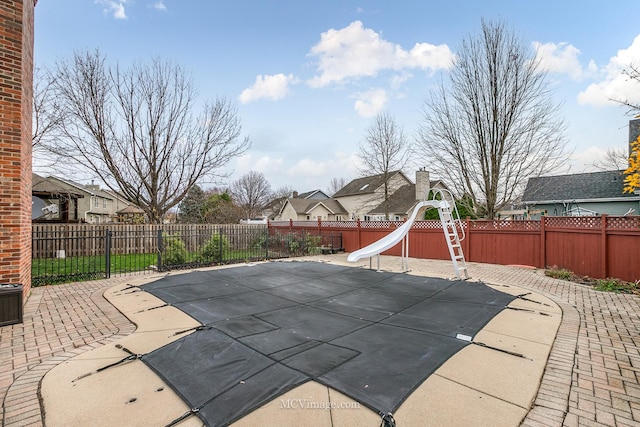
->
352, 89, 388, 117
96, 0, 128, 19
239, 73, 298, 104
533, 41, 585, 80
578, 34, 640, 107
307, 21, 453, 88
235, 154, 284, 175
231, 151, 362, 191
153, 1, 167, 11
287, 152, 362, 180
569, 146, 618, 172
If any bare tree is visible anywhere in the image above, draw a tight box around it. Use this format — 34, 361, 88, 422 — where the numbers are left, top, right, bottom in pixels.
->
358, 112, 410, 219
230, 171, 273, 219
327, 177, 347, 195
416, 19, 569, 218
48, 50, 249, 223
592, 147, 629, 171
264, 185, 295, 219
611, 64, 640, 114
32, 66, 64, 148
32, 66, 67, 173
275, 186, 295, 198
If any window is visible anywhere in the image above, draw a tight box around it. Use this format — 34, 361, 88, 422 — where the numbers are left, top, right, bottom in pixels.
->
306, 215, 310, 220
103, 199, 107, 208
364, 215, 371, 221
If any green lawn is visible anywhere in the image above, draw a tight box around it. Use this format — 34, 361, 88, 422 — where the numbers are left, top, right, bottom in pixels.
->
31, 248, 277, 286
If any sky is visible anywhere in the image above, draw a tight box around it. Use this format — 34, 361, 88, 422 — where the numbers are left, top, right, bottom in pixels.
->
33, 0, 640, 194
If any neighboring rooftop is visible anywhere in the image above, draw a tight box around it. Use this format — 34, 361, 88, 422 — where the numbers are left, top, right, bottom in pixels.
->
32, 174, 84, 199
368, 184, 416, 215
283, 198, 347, 216
332, 170, 406, 198
523, 170, 637, 202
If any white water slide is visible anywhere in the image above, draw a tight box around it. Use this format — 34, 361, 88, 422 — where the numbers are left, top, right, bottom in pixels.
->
347, 191, 469, 279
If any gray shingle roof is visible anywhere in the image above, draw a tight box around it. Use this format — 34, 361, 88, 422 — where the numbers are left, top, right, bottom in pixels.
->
32, 174, 84, 199
522, 170, 636, 202
297, 189, 330, 199
284, 198, 348, 215
368, 184, 417, 215
332, 170, 405, 198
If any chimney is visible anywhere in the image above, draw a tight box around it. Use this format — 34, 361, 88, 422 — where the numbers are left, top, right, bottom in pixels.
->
292, 191, 298, 198
415, 168, 430, 201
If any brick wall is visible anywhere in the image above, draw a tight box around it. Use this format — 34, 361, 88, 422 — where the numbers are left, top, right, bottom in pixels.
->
0, 0, 35, 301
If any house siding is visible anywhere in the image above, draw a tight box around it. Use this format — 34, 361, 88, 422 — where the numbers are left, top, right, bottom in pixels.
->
336, 173, 411, 220
529, 200, 640, 218
279, 203, 300, 221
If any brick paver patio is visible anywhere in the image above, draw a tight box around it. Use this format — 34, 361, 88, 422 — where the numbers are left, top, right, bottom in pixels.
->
1, 257, 639, 426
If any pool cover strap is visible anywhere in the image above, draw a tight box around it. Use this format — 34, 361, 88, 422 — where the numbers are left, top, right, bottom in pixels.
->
72, 345, 145, 382
380, 412, 396, 427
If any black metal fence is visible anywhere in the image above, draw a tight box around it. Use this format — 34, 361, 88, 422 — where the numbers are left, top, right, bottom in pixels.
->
31, 224, 343, 286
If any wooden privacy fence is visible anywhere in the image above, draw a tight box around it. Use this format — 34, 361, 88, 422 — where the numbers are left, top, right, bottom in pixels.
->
269, 215, 640, 282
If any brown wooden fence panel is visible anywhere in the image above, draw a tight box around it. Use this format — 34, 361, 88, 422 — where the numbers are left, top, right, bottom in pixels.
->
269, 216, 640, 281
606, 216, 640, 282
32, 216, 640, 281
544, 216, 604, 279
607, 233, 640, 282
407, 227, 451, 260
468, 220, 541, 267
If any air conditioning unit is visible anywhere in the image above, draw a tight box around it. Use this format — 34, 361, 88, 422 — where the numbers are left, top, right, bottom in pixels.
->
0, 284, 23, 326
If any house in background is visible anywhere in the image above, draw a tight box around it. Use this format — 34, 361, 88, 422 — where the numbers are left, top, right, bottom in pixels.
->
275, 169, 451, 222
331, 170, 412, 220
32, 174, 84, 223
332, 169, 451, 221
522, 170, 640, 218
267, 189, 332, 220
277, 192, 347, 221
32, 175, 146, 223
49, 178, 116, 223
364, 169, 452, 221
293, 189, 330, 200
103, 189, 146, 223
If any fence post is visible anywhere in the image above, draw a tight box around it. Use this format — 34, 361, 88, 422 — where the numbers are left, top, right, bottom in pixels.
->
540, 216, 546, 269
219, 227, 223, 264
265, 225, 269, 260
157, 228, 163, 272
601, 214, 608, 278
357, 218, 361, 249
464, 217, 470, 261
105, 229, 111, 279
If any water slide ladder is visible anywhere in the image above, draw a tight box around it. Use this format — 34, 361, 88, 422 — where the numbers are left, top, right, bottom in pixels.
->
433, 189, 469, 280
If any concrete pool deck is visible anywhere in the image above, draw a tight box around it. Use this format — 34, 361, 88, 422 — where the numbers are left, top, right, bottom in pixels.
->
2, 255, 639, 426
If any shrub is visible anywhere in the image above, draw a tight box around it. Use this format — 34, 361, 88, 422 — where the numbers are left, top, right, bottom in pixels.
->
161, 233, 187, 266
544, 266, 574, 281
196, 233, 230, 264
594, 278, 639, 294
